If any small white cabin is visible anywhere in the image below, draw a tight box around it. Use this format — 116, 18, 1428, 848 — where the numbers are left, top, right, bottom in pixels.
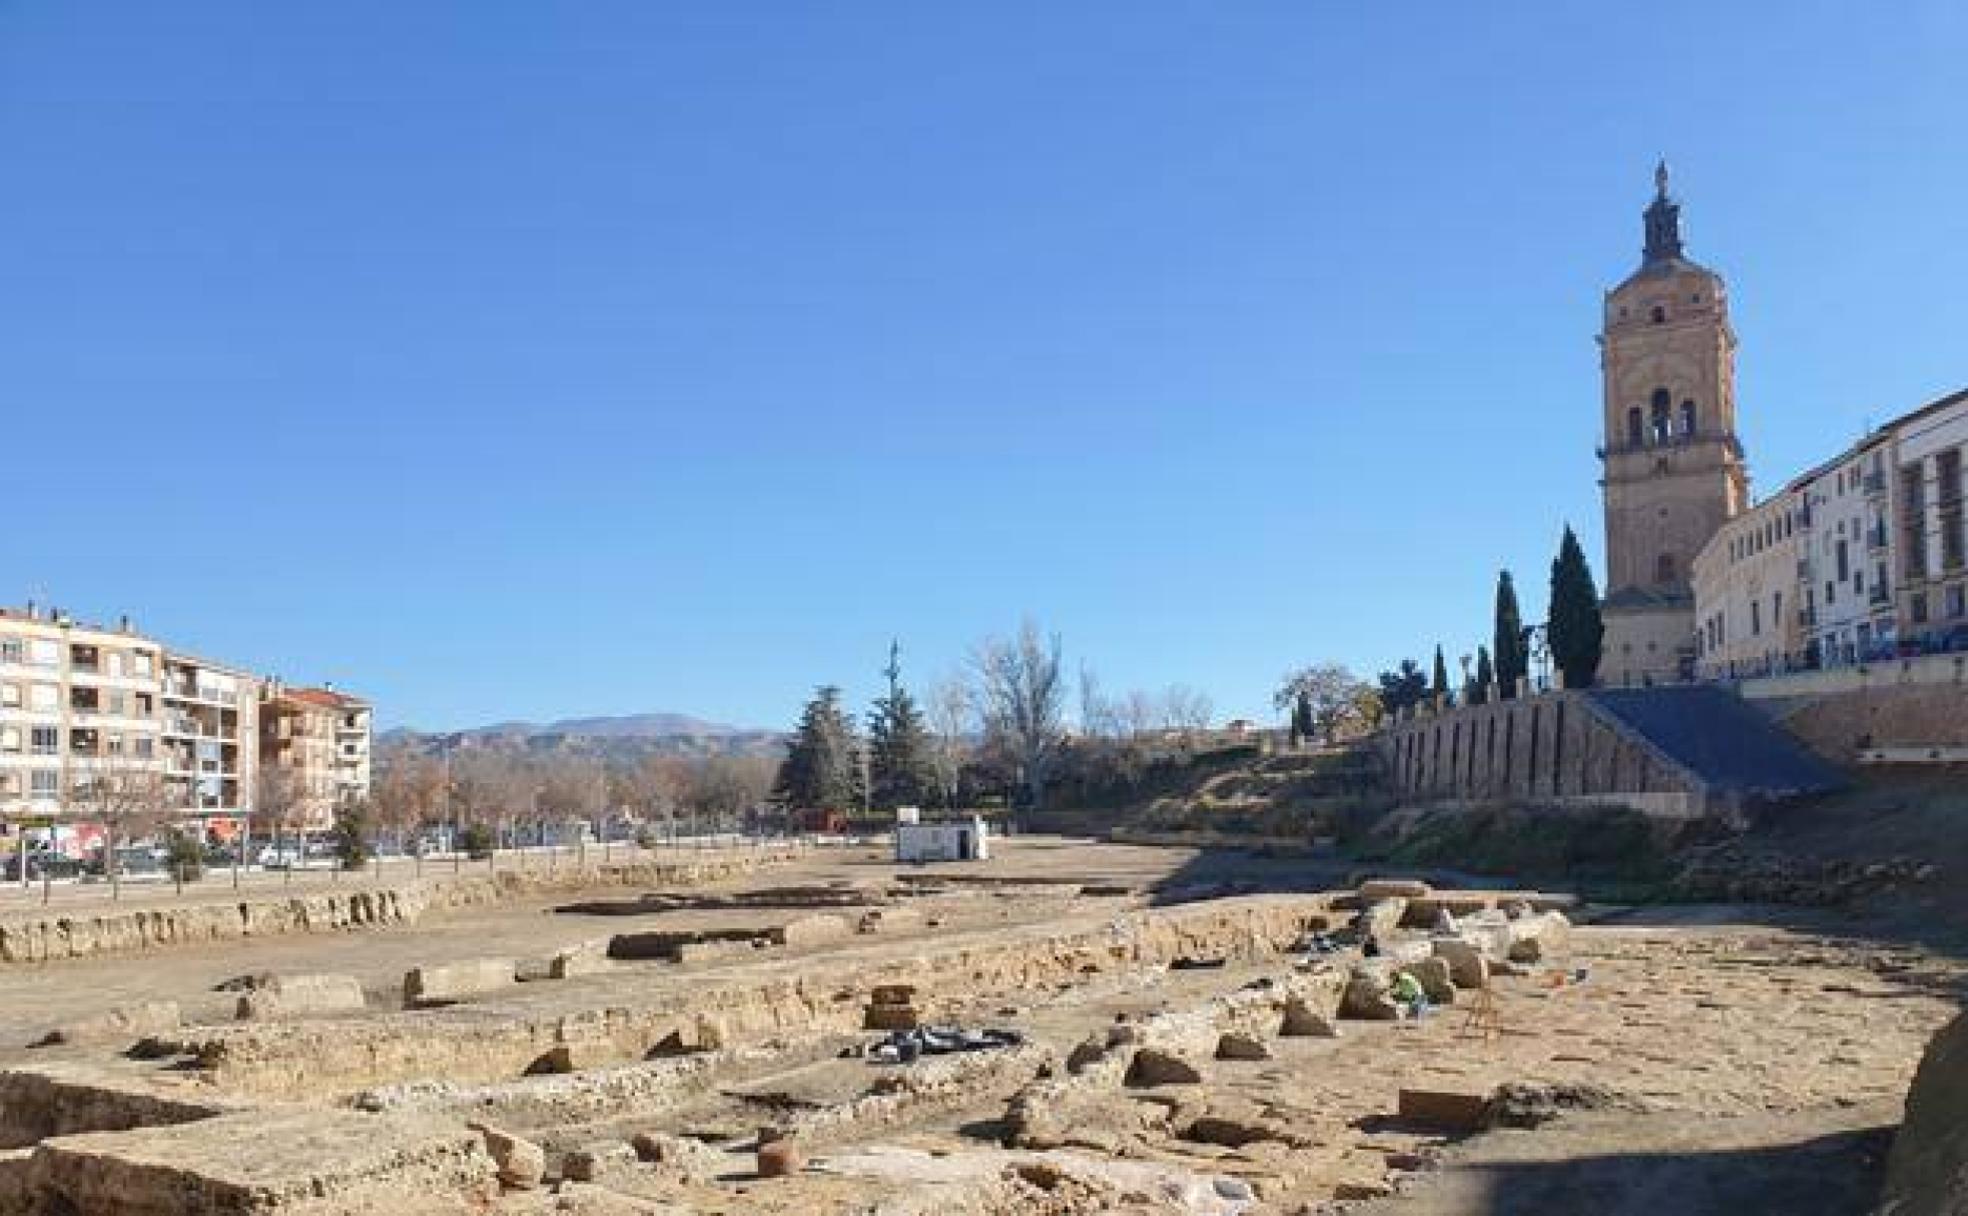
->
895, 816, 989, 863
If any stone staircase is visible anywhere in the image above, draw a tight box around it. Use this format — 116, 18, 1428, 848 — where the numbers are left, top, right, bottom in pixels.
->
1584, 686, 1844, 800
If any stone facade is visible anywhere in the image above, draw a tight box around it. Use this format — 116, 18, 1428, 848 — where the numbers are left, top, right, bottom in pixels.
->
1598, 165, 1750, 687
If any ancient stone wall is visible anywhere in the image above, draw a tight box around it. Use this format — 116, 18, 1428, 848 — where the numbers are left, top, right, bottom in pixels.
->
1377, 692, 1698, 812
0, 851, 800, 966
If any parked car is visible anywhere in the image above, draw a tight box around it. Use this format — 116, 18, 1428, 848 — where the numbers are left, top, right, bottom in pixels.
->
257, 844, 304, 869
2, 853, 84, 882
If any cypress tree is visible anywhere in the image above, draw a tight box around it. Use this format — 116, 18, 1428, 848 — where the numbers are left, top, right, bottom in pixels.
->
1493, 570, 1527, 699
1430, 645, 1451, 706
1548, 525, 1606, 689
1471, 646, 1494, 705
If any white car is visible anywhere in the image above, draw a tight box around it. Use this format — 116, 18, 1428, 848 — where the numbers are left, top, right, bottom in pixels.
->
257, 845, 303, 869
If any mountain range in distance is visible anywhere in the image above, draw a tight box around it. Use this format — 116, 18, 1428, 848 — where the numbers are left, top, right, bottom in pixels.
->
381, 711, 780, 746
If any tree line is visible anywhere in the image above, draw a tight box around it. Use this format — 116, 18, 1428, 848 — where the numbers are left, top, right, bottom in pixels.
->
1373, 523, 1606, 719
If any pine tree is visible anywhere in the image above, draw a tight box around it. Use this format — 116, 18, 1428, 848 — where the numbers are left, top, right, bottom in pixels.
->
1430, 645, 1451, 707
1493, 570, 1527, 699
1471, 646, 1494, 705
1548, 525, 1606, 689
867, 641, 936, 811
775, 686, 861, 810
1375, 660, 1429, 719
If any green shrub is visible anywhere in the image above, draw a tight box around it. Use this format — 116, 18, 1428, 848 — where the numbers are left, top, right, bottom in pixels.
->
457, 822, 496, 860
163, 830, 205, 882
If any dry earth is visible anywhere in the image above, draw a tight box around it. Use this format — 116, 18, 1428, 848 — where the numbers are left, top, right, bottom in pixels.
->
0, 838, 1957, 1215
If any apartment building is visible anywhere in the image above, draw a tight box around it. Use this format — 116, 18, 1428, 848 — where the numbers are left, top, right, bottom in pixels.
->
1894, 391, 1968, 641
0, 607, 165, 822
1691, 388, 1968, 675
1691, 486, 1805, 679
0, 604, 371, 845
161, 653, 259, 828
260, 684, 372, 833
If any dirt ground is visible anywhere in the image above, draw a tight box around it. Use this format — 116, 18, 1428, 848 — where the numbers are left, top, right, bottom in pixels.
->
0, 838, 1960, 1215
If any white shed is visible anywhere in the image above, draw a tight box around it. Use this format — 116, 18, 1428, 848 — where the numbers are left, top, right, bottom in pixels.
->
894, 816, 989, 863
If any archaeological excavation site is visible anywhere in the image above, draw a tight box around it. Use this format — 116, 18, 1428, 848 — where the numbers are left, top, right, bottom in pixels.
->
0, 838, 1963, 1215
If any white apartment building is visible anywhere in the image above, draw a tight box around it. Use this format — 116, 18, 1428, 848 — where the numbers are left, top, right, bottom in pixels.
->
1894, 394, 1968, 639
161, 653, 259, 826
1692, 388, 1968, 676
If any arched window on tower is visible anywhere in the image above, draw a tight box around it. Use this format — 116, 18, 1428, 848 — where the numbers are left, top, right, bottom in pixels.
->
1650, 388, 1671, 444
1680, 399, 1697, 437
1655, 553, 1677, 585
1626, 407, 1643, 448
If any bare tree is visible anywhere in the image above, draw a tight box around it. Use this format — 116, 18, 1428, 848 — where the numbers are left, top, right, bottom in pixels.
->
926, 675, 973, 810
1117, 689, 1157, 739
1160, 684, 1214, 733
1077, 663, 1115, 740
255, 764, 307, 857
1274, 664, 1374, 745
686, 756, 775, 834
971, 619, 1067, 814
69, 756, 169, 897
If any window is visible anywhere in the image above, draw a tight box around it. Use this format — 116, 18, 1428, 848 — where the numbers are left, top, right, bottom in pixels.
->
1774, 591, 1784, 628
106, 652, 125, 677
1836, 539, 1851, 582
27, 639, 57, 666
1651, 305, 1666, 323
0, 683, 16, 708
1826, 580, 1836, 606
0, 639, 20, 664
1750, 600, 1762, 636
1912, 593, 1930, 624
0, 727, 18, 753
1626, 407, 1643, 448
1947, 585, 1967, 618
30, 726, 57, 756
1680, 400, 1697, 436
29, 684, 56, 711
1655, 553, 1677, 584
1650, 388, 1671, 444
29, 770, 58, 798
132, 654, 153, 677
134, 737, 154, 759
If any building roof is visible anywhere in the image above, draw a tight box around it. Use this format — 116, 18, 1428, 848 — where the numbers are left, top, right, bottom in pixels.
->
274, 686, 370, 710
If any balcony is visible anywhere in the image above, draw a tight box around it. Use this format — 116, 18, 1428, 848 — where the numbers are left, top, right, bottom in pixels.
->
1863, 471, 1887, 496
1866, 524, 1890, 551
1869, 585, 1892, 608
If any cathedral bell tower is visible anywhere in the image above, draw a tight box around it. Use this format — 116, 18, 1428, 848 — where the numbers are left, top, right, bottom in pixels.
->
1597, 163, 1749, 686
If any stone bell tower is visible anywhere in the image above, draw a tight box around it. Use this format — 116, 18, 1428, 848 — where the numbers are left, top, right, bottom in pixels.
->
1597, 163, 1750, 686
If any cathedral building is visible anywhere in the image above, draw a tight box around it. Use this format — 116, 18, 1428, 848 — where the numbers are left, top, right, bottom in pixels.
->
1597, 165, 1750, 686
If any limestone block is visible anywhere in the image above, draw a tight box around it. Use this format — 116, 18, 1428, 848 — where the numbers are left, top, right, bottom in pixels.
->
404, 958, 516, 1006
233, 974, 365, 1021
1411, 957, 1457, 1004
1358, 879, 1432, 901
855, 906, 922, 935
1507, 912, 1572, 963
1354, 899, 1408, 942
471, 1123, 545, 1189
1340, 965, 1399, 1021
756, 1138, 803, 1177
1398, 1087, 1490, 1131
548, 940, 612, 980
1214, 1032, 1272, 1061
561, 1140, 635, 1182
1432, 938, 1490, 989
1124, 1047, 1203, 1087
673, 940, 745, 964
44, 1001, 180, 1047
863, 1003, 920, 1031
1279, 997, 1340, 1038
772, 913, 849, 949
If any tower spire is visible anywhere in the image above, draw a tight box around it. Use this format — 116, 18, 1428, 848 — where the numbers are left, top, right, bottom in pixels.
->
1642, 159, 1683, 265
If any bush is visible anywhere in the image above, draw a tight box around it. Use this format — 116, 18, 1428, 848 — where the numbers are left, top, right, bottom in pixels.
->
457, 822, 496, 860
330, 802, 373, 871
163, 830, 205, 882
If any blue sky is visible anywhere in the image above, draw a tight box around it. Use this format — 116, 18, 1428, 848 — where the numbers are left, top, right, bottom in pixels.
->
4, 3, 1965, 730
